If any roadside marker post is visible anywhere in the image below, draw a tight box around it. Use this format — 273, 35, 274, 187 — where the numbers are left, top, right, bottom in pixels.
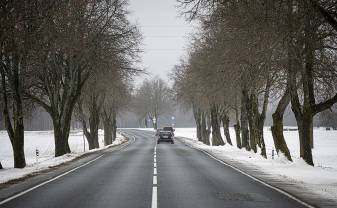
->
35, 148, 39, 168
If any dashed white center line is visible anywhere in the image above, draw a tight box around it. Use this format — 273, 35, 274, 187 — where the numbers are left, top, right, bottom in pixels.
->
152, 187, 157, 208
152, 144, 158, 208
153, 175, 157, 185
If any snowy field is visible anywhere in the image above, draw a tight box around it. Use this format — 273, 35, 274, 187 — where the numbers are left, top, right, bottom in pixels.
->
174, 127, 337, 201
0, 130, 126, 183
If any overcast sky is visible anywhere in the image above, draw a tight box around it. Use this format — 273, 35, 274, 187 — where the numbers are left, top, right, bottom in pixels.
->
128, 0, 196, 84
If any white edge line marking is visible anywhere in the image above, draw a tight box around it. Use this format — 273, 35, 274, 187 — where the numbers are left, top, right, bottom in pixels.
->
0, 155, 103, 205
154, 163, 157, 168
0, 133, 136, 206
154, 167, 157, 175
179, 138, 316, 208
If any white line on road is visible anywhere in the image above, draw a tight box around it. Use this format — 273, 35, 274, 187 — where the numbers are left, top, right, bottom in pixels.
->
0, 155, 104, 206
0, 134, 136, 206
151, 186, 157, 208
152, 144, 158, 208
153, 176, 157, 185
181, 139, 316, 208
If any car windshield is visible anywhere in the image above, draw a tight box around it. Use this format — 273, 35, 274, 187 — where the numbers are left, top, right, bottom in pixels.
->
163, 127, 173, 131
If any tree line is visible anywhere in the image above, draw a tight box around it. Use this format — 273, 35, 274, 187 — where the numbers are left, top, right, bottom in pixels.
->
0, 0, 141, 168
131, 77, 173, 129
172, 0, 337, 166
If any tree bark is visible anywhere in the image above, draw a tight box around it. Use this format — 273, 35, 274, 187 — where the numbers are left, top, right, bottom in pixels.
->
201, 112, 210, 145
112, 110, 117, 141
240, 88, 250, 150
192, 105, 202, 142
103, 117, 113, 145
89, 106, 100, 149
1, 68, 26, 168
53, 117, 72, 157
271, 89, 292, 161
144, 118, 148, 128
234, 108, 242, 149
222, 113, 232, 145
247, 94, 258, 153
210, 104, 224, 146
77, 99, 100, 150
288, 3, 316, 166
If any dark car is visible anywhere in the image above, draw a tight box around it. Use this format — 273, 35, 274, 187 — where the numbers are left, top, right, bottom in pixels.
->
157, 130, 174, 144
163, 126, 174, 133
163, 126, 175, 137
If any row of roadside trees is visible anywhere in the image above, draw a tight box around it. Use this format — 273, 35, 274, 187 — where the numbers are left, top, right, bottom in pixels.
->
132, 77, 173, 129
0, 0, 141, 168
172, 0, 337, 166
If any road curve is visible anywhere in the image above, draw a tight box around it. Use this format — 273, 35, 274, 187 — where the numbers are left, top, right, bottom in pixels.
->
0, 129, 309, 208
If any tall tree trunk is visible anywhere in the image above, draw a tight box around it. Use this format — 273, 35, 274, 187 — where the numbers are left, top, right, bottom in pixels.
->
1, 69, 26, 168
289, 60, 314, 165
210, 104, 224, 146
257, 120, 267, 158
77, 100, 100, 150
103, 115, 113, 145
112, 110, 117, 141
241, 88, 250, 150
300, 114, 314, 165
258, 76, 271, 158
88, 104, 100, 149
201, 112, 210, 145
247, 94, 258, 153
271, 89, 292, 161
288, 2, 316, 166
144, 118, 148, 128
234, 108, 242, 149
53, 116, 72, 157
192, 105, 202, 142
12, 126, 26, 168
222, 113, 232, 145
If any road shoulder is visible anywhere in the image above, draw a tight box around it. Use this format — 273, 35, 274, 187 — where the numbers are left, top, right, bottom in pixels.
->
0, 135, 133, 203
177, 136, 337, 208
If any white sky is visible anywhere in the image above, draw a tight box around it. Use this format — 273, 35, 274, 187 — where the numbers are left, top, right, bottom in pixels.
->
128, 0, 196, 84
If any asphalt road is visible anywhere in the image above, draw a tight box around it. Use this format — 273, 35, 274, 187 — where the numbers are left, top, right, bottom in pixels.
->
0, 129, 310, 208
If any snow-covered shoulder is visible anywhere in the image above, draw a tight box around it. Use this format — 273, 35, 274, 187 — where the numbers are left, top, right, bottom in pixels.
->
0, 131, 127, 184
174, 127, 337, 203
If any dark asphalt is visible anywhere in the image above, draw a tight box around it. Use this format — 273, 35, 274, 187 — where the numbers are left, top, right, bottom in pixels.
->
0, 129, 309, 208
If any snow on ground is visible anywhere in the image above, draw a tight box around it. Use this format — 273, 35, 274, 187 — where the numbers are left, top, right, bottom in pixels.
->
174, 127, 337, 200
0, 130, 126, 184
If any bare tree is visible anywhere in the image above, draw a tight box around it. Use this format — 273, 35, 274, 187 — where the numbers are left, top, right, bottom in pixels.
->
133, 78, 173, 129
0, 0, 47, 168
176, 0, 337, 165
26, 0, 137, 156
